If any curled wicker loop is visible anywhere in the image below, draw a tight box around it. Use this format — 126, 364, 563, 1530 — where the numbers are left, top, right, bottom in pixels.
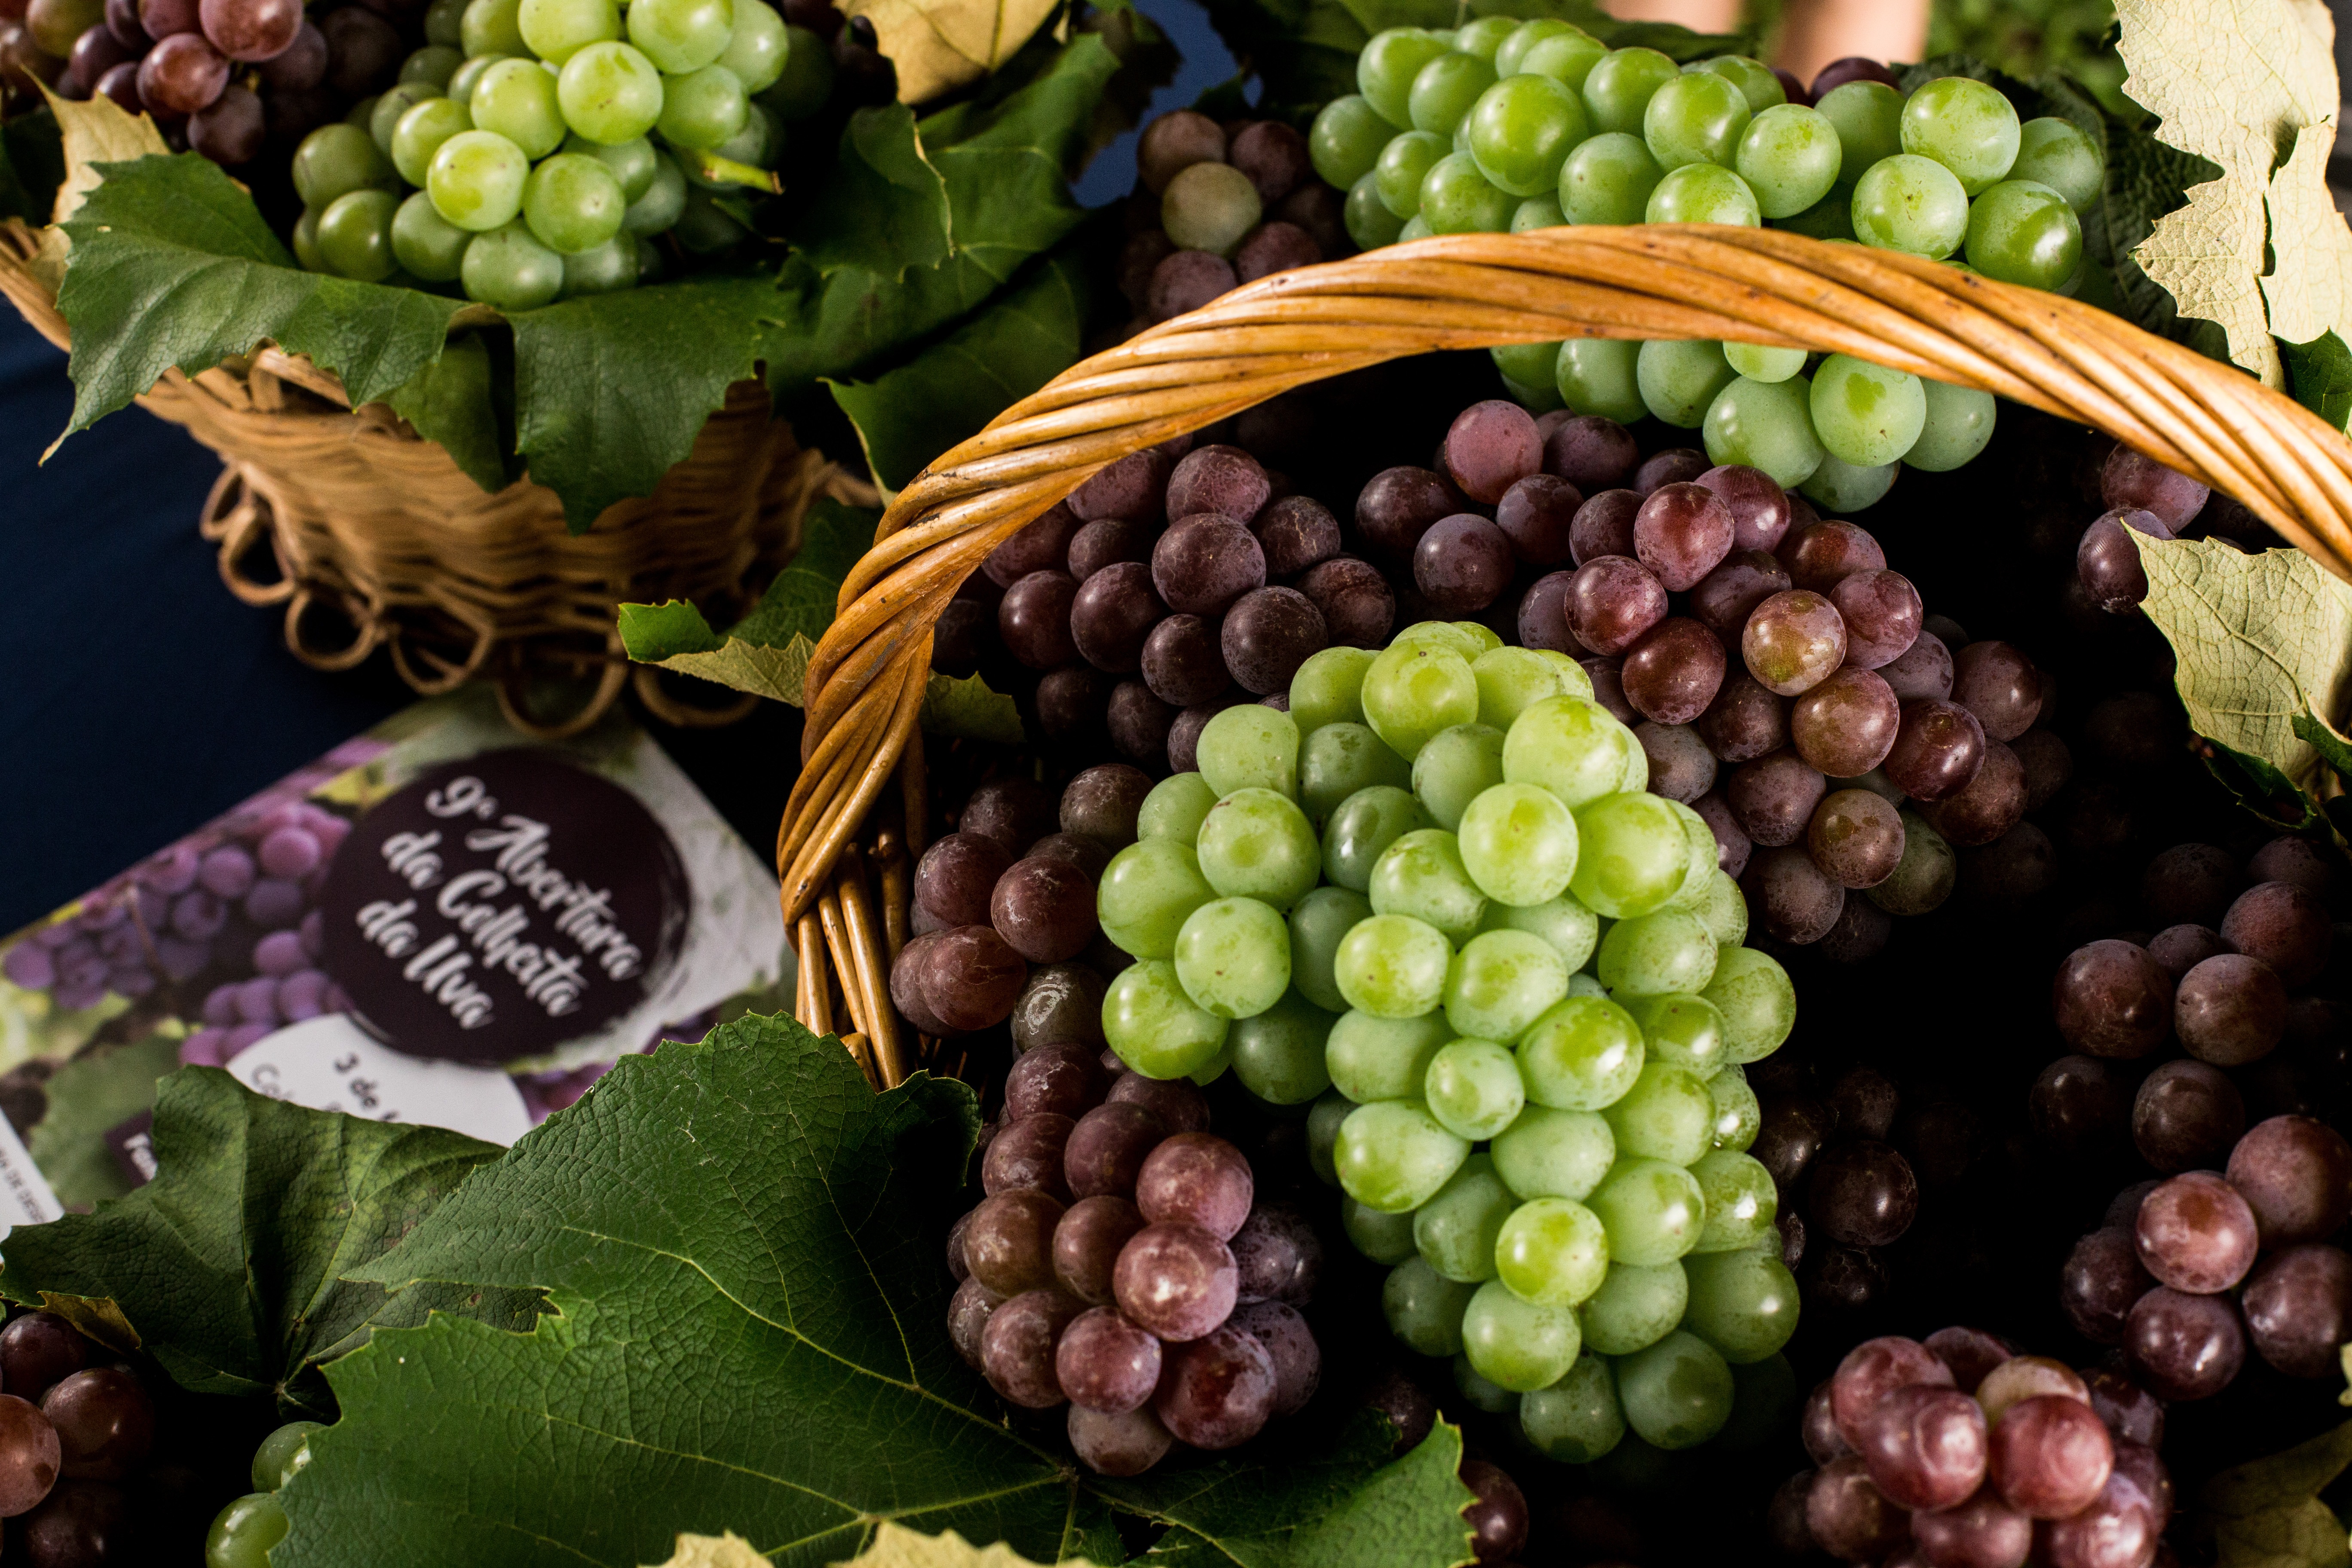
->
282, 587, 382, 672
200, 472, 298, 608
495, 651, 631, 743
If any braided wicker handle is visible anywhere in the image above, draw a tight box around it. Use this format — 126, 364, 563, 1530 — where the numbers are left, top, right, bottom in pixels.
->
777, 224, 2352, 918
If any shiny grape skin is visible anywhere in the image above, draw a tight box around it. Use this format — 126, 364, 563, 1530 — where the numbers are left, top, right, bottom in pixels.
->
1053, 1196, 1147, 1305
1155, 1324, 1278, 1449
1728, 750, 1826, 848
1568, 555, 1669, 655
1689, 549, 1793, 642
2128, 1060, 2244, 1172
1112, 1221, 1238, 1341
1949, 640, 2044, 741
983, 1114, 1079, 1203
1854, 1383, 1986, 1510
1004, 1041, 1109, 1122
1228, 1202, 1323, 1306
2173, 953, 2288, 1066
1779, 519, 1886, 593
1226, 1300, 1321, 1415
37, 1369, 151, 1482
1694, 462, 1793, 552
999, 570, 1082, 669
1154, 514, 1268, 617
1568, 488, 1642, 565
1443, 399, 1543, 505
2058, 1226, 2154, 1346
963, 1188, 1065, 1296
2050, 940, 2173, 1060
0, 1394, 58, 1517
1457, 1458, 1531, 1563
1922, 1325, 2013, 1393
1882, 698, 1986, 802
1921, 738, 2025, 848
1803, 1454, 1910, 1562
2226, 1115, 2352, 1246
1054, 1306, 1163, 1413
2240, 1244, 2352, 1378
2124, 1286, 2245, 1400
2219, 880, 2334, 988
1222, 586, 1329, 693
1355, 466, 1457, 560
1829, 1335, 1951, 1447
980, 1288, 1086, 1407
1544, 415, 1639, 493
1632, 482, 1736, 591
1986, 1393, 2112, 1520
1413, 514, 1516, 613
1620, 616, 1727, 726
1065, 1102, 1168, 1199
1167, 444, 1272, 524
1493, 475, 1581, 567
1068, 1403, 1175, 1476
1788, 666, 1900, 778
1808, 1139, 1917, 1247
0, 1316, 91, 1407
1136, 1133, 1255, 1240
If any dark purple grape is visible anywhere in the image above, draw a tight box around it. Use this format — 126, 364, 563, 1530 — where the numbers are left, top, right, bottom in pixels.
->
1812, 55, 1896, 92
1788, 666, 1899, 778
981, 1287, 1085, 1407
1752, 1095, 1833, 1192
2226, 1115, 2352, 1246
197, 0, 295, 59
2076, 508, 2167, 613
2034, 1471, 2154, 1568
1141, 615, 1231, 707
1228, 1300, 1319, 1415
1068, 1403, 1174, 1476
985, 504, 1084, 586
0, 1317, 91, 1409
2139, 842, 2236, 927
1000, 570, 1081, 669
37, 1371, 150, 1482
1923, 738, 2025, 848
2241, 1243, 2352, 1378
1060, 764, 1149, 847
891, 936, 952, 1035
1139, 110, 1223, 190
1252, 495, 1339, 576
67, 24, 127, 91
1056, 1306, 1163, 1412
1911, 1486, 2032, 1568
1516, 571, 1577, 655
1136, 1133, 1253, 1240
2130, 1059, 2243, 1172
1228, 1201, 1321, 1305
1694, 463, 1792, 552
1354, 467, 1454, 560
1742, 589, 1847, 696
1804, 1454, 1908, 1561
2124, 1287, 2243, 1400
1808, 788, 1903, 889
1949, 641, 2043, 741
1620, 616, 1725, 726
1728, 749, 1826, 847
1068, 518, 1155, 581
1633, 481, 1735, 591
2146, 923, 2228, 979
1114, 1221, 1238, 1341
983, 1113, 1078, 1202
1544, 414, 1637, 491
1695, 674, 1790, 764
2174, 952, 2285, 1066
1221, 585, 1326, 693
1693, 790, 1753, 877
1856, 1383, 1985, 1510
1632, 447, 1708, 495
1035, 665, 1108, 738
101, 0, 144, 46
1118, 230, 1176, 309
1637, 721, 1717, 803
1006, 1041, 1109, 1122
1065, 1102, 1166, 1200
2052, 941, 2173, 1060
2248, 835, 2334, 895
1149, 250, 1235, 320
1766, 1470, 1817, 1556
1830, 1337, 1954, 1447
2060, 1227, 2155, 1345
1883, 700, 1985, 802
915, 833, 1014, 928
963, 777, 1057, 855
1745, 845, 1846, 944
1879, 631, 1953, 704
1069, 561, 1167, 674
932, 598, 992, 676
1809, 1139, 1916, 1246
318, 2, 397, 91
1583, 657, 1637, 724
1413, 514, 1515, 613
2220, 881, 2333, 987
1567, 487, 1641, 565
137, 28, 224, 110
1779, 519, 1886, 594
2135, 1170, 2257, 1293
1825, 570, 1920, 671
1568, 555, 1668, 655
1492, 474, 1579, 567
1802, 1379, 1850, 1463
1297, 556, 1395, 648
1167, 444, 1271, 524
1154, 514, 1266, 616
2030, 1056, 2130, 1158
1228, 119, 1308, 201
254, 13, 320, 84
1444, 400, 1541, 505
136, 0, 195, 37
15, 1479, 128, 1566
1804, 1242, 1888, 1318
0, 1395, 58, 1518
1234, 220, 1319, 282
1689, 549, 1792, 642
1155, 1324, 1276, 1449
1458, 1458, 1530, 1564
92, 56, 142, 109
2101, 447, 2208, 530
2082, 1369, 2163, 1449
948, 1276, 1001, 1366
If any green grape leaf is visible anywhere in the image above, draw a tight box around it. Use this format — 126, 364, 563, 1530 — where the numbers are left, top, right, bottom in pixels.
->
2130, 534, 2352, 795
386, 331, 514, 496
0, 1066, 523, 1415
793, 104, 954, 279
2180, 1419, 2352, 1568
2282, 331, 2352, 433
919, 669, 1026, 743
22, 1032, 182, 1210
2113, 0, 2352, 386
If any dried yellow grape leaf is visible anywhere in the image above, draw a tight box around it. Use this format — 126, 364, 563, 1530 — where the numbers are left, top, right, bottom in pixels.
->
832, 1522, 1099, 1568
647, 1532, 772, 1568
843, 0, 1060, 104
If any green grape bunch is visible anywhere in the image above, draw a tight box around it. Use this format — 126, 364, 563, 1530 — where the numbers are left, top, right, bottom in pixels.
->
1096, 611, 1801, 1463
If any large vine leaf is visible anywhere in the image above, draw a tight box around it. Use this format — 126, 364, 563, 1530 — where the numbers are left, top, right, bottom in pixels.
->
2282, 331, 2352, 433
2178, 1419, 2352, 1568
843, 0, 1060, 107
2114, 0, 2352, 386
793, 104, 954, 280
0, 1067, 521, 1415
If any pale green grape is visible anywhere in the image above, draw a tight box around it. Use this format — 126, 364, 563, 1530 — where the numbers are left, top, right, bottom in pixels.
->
1682, 1248, 1800, 1362
1869, 810, 1955, 916
1581, 46, 1678, 137
1577, 1258, 1687, 1354
1533, 650, 1594, 699
1586, 1156, 1704, 1265
1468, 647, 1562, 731
1520, 1353, 1624, 1461
1556, 131, 1660, 227
1395, 620, 1494, 657
1289, 885, 1373, 1013
1361, 640, 1479, 759
1568, 791, 1690, 918
1231, 990, 1335, 1103
1645, 162, 1759, 226
1102, 959, 1230, 1078
557, 40, 663, 144
1340, 1099, 1470, 1212
461, 0, 527, 57
1517, 994, 1643, 1109
1410, 723, 1504, 830
1408, 51, 1494, 136
1617, 1331, 1733, 1448
1704, 1068, 1757, 1155
1802, 452, 1898, 513
1498, 369, 1566, 416
1311, 95, 1396, 190
522, 150, 625, 252
1900, 74, 2020, 195
429, 129, 530, 232
1344, 1195, 1418, 1262
2010, 115, 2101, 213
1641, 68, 1747, 170
470, 58, 566, 159
1196, 788, 1320, 908
1323, 784, 1434, 891
369, 82, 441, 159
1493, 341, 1563, 392
1098, 838, 1216, 959
1495, 1195, 1609, 1305
1491, 17, 1574, 77
1809, 352, 1926, 468
292, 124, 398, 210
316, 189, 399, 281
518, 0, 619, 63
1461, 1278, 1581, 1392
1683, 867, 1748, 949
1383, 1256, 1476, 1355
1690, 1148, 1776, 1252
1635, 339, 1736, 429
1596, 907, 1718, 996
698, 101, 778, 179
1964, 178, 2082, 290
1359, 28, 1451, 131
1602, 1060, 1713, 1165
1620, 993, 1730, 1077
389, 191, 471, 280
1904, 379, 1997, 471
620, 149, 686, 233
1308, 1089, 1353, 1185
1516, 27, 1606, 92
1139, 772, 1219, 844
391, 97, 473, 187
627, 0, 731, 70
717, 0, 786, 91
426, 0, 465, 46
1734, 102, 1839, 218
1445, 928, 1569, 1044
1852, 152, 1969, 258
1290, 645, 1376, 732
1199, 703, 1301, 798
1333, 914, 1453, 1019
1501, 695, 1635, 810
1418, 151, 1513, 234
1465, 71, 1587, 198
658, 63, 748, 150
1173, 897, 1291, 1019
1815, 78, 1902, 184
1555, 338, 1645, 424
1453, 1355, 1519, 1414
1326, 1008, 1451, 1102
406, 45, 462, 90
1619, 737, 1654, 796
1414, 1155, 1513, 1280
1701, 374, 1825, 486
1491, 1103, 1614, 1200
1479, 891, 1599, 973
447, 52, 503, 107
1721, 342, 1803, 383
1451, 13, 1516, 58
1663, 799, 1720, 900
1370, 829, 1487, 942
1697, 54, 1783, 112
1424, 1035, 1527, 1140
1699, 945, 1794, 1062
560, 234, 637, 294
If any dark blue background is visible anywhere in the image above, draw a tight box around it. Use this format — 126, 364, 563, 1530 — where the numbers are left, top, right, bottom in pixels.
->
0, 0, 1232, 933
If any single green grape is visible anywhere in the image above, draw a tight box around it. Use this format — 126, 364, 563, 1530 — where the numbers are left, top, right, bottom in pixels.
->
1905, 379, 1997, 471
1535, 652, 1594, 700
1460, 1277, 1581, 1392
522, 150, 626, 253
1555, 338, 1645, 424
470, 56, 567, 159
1339, 1099, 1470, 1212
460, 0, 527, 57
1414, 1154, 1513, 1280
1814, 78, 1902, 184
560, 234, 638, 295
627, 0, 732, 71
1734, 102, 1840, 218
1454, 1353, 1519, 1413
1418, 151, 1514, 234
563, 131, 657, 200
1196, 787, 1320, 908
390, 190, 472, 280
1369, 829, 1487, 943
1444, 621, 1501, 655
1097, 838, 1216, 959
1699, 944, 1795, 1062
1308, 1088, 1353, 1186
1681, 1248, 1800, 1362
369, 81, 441, 159
1139, 772, 1220, 844
1580, 46, 1679, 138
1568, 791, 1690, 918
518, 0, 619, 63
1383, 1255, 1477, 1355
1964, 178, 2082, 290
1358, 28, 1451, 129
1517, 994, 1644, 1110
403, 37, 459, 81
1500, 695, 1634, 810
2010, 115, 2102, 213
1802, 452, 1898, 513
1520, 1353, 1624, 1462
717, 0, 787, 92
1708, 1063, 1760, 1152
762, 21, 834, 119
1683, 867, 1747, 949
1641, 68, 1748, 171
1557, 130, 1663, 227
1344, 1194, 1418, 1262
1644, 162, 1760, 226
1690, 1148, 1777, 1252
1722, 341, 1805, 383
1516, 27, 1606, 92
460, 216, 565, 308
1810, 352, 1926, 467
1334, 912, 1454, 1018
292, 123, 399, 210
1289, 884, 1373, 1013
1620, 992, 1730, 1077
1577, 1257, 1688, 1354
1493, 341, 1564, 392
1696, 54, 1784, 113
1701, 374, 1825, 488
425, 0, 466, 46
1348, 169, 1409, 247
1586, 1155, 1704, 1265
1230, 989, 1337, 1104
1408, 723, 1503, 830
1199, 703, 1301, 798
1601, 1060, 1714, 1165
1491, 17, 1573, 77
1479, 891, 1599, 972
1409, 50, 1497, 137
316, 188, 399, 281
699, 98, 779, 181
429, 129, 531, 231
1617, 1330, 1734, 1448
447, 51, 504, 107
1326, 1007, 1451, 1103
1361, 640, 1480, 759
1173, 896, 1291, 1020
1596, 907, 1718, 997
252, 1421, 327, 1492
206, 1494, 291, 1568
1311, 95, 1396, 190
1900, 74, 2021, 195
1322, 784, 1434, 892
658, 63, 748, 150
1451, 13, 1517, 59
1464, 71, 1587, 197
1445, 928, 1569, 1044
1374, 129, 1450, 219
1290, 646, 1376, 732
1851, 152, 1969, 258
391, 95, 472, 187
1102, 959, 1230, 1079
1490, 1102, 1613, 1200
1498, 370, 1566, 416
1495, 1194, 1609, 1305
1467, 646, 1562, 731
1164, 159, 1262, 254
1424, 1034, 1527, 1140
1635, 338, 1736, 429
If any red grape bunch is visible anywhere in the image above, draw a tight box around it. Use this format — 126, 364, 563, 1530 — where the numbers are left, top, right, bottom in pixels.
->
1780, 1328, 2171, 1568
0, 1308, 165, 1564
945, 1055, 1326, 1475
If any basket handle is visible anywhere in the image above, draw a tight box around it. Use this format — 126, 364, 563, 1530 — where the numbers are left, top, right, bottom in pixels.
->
779, 224, 2352, 918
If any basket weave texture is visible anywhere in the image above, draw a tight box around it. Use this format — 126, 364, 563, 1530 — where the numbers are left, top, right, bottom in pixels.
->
775, 224, 2352, 1070
1, 217, 857, 739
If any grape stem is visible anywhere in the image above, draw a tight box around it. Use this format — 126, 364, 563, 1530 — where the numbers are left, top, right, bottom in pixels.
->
682, 150, 782, 193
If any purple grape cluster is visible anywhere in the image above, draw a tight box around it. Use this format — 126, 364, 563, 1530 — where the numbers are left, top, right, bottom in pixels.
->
946, 1054, 1325, 1475
2069, 447, 2217, 618
0, 1307, 166, 1562
1747, 1060, 1926, 1327
1780, 1328, 2171, 1568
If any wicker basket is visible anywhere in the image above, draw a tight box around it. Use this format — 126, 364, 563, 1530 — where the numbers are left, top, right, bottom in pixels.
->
773, 224, 2352, 1089
0, 217, 870, 740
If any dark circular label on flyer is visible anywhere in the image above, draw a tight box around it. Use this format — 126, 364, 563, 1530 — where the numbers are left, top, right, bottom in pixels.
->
315, 751, 690, 1063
